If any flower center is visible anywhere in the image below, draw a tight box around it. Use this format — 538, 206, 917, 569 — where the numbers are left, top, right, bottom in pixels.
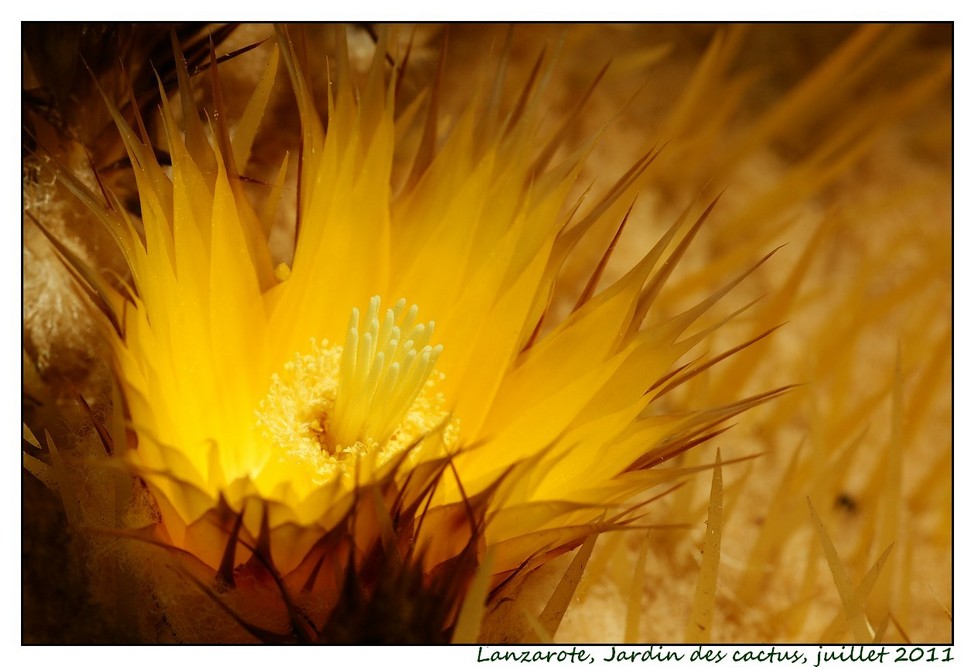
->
256, 296, 452, 484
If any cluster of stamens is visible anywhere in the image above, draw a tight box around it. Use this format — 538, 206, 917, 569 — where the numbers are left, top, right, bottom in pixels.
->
256, 297, 448, 484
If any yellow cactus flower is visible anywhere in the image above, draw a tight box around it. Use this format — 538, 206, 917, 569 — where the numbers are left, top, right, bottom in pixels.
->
27, 24, 780, 639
